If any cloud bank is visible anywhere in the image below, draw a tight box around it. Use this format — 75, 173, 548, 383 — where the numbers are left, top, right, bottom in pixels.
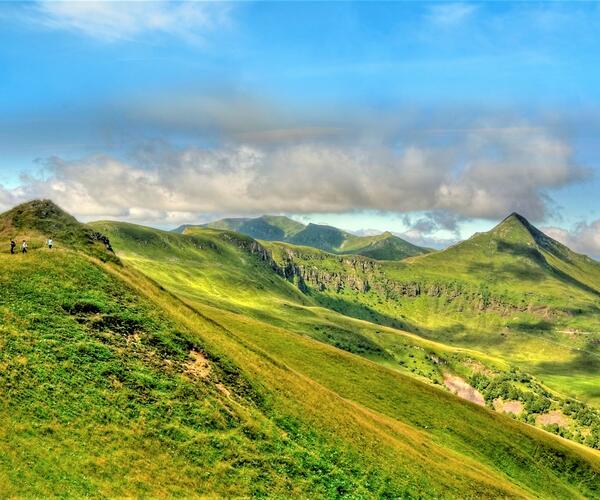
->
0, 125, 587, 227
543, 222, 600, 259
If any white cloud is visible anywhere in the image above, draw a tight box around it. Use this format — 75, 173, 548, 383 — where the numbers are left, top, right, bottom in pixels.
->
0, 126, 587, 226
427, 2, 477, 26
543, 222, 600, 259
31, 1, 230, 43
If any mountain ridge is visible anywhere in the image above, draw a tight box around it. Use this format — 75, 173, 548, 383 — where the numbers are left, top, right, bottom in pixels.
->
182, 214, 431, 260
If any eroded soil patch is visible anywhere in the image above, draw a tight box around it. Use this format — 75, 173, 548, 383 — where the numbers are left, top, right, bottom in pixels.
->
493, 399, 523, 415
443, 374, 485, 406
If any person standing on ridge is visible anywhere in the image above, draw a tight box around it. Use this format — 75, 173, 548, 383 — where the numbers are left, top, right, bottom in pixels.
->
10, 239, 16, 254
47, 238, 53, 249
21, 240, 27, 254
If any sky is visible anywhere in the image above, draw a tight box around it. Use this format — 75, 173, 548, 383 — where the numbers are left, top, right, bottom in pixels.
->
1, 1, 600, 256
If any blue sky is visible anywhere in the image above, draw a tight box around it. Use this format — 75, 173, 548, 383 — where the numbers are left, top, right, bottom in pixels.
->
1, 1, 600, 255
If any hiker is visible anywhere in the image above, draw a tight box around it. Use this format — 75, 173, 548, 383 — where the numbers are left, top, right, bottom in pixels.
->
47, 238, 53, 249
10, 239, 16, 254
21, 240, 27, 254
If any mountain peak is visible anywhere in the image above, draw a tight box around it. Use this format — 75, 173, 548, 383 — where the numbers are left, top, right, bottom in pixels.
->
0, 199, 115, 260
491, 211, 539, 240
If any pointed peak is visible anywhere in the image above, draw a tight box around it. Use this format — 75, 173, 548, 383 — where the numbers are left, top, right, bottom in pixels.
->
502, 211, 530, 225
494, 211, 537, 233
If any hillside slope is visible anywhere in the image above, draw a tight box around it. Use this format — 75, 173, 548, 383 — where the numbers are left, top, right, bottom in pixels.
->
92, 217, 600, 495
188, 215, 430, 260
0, 199, 115, 261
120, 220, 600, 450
1, 201, 599, 496
263, 213, 600, 408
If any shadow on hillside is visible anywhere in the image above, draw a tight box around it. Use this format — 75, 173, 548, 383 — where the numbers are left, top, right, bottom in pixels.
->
498, 263, 547, 282
312, 293, 427, 334
536, 338, 600, 381
496, 241, 548, 264
509, 320, 553, 332
494, 241, 600, 297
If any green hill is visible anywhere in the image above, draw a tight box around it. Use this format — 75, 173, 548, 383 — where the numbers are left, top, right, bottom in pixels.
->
0, 199, 115, 261
94, 218, 600, 485
263, 213, 600, 410
2, 201, 599, 496
192, 215, 430, 260
181, 215, 305, 241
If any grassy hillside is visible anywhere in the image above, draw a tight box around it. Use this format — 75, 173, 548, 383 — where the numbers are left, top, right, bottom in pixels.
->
194, 215, 430, 260
98, 220, 600, 450
338, 230, 431, 260
2, 202, 599, 496
264, 214, 600, 409
90, 223, 600, 492
0, 199, 115, 262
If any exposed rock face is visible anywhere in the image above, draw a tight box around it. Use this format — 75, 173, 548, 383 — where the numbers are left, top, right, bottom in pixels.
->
277, 249, 531, 315
231, 238, 528, 315
219, 233, 282, 275
88, 231, 114, 252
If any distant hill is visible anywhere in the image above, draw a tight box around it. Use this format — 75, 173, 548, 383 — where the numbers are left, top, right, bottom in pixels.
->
180, 215, 431, 260
413, 212, 600, 296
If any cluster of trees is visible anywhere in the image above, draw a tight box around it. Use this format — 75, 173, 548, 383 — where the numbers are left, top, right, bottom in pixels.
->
470, 370, 551, 413
469, 369, 600, 450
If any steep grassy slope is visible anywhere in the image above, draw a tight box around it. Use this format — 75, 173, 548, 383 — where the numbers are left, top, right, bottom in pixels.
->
98, 221, 600, 449
3, 202, 599, 496
193, 215, 430, 260
91, 223, 600, 492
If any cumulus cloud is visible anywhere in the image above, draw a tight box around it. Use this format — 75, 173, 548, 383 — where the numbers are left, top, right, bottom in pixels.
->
30, 1, 230, 43
0, 125, 587, 226
543, 221, 600, 259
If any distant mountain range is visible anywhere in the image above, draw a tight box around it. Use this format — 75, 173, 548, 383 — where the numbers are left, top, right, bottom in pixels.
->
175, 215, 432, 260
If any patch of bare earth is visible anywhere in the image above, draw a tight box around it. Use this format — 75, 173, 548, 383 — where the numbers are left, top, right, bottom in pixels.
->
465, 359, 495, 377
185, 350, 211, 379
536, 410, 569, 428
493, 399, 523, 415
443, 374, 485, 406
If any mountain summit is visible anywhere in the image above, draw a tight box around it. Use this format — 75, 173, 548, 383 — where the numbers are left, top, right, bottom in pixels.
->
187, 215, 430, 260
0, 199, 115, 259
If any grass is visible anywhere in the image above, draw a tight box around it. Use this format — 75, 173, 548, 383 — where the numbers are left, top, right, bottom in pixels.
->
94, 220, 600, 447
90, 219, 600, 494
0, 250, 421, 497
263, 216, 600, 409
1, 202, 599, 496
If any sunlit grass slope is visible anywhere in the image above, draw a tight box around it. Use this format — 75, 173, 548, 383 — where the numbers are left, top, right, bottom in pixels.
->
95, 220, 600, 447
0, 204, 526, 497
88, 217, 600, 496
263, 214, 600, 407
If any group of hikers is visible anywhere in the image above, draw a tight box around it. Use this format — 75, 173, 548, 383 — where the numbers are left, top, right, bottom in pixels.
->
9, 238, 53, 254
